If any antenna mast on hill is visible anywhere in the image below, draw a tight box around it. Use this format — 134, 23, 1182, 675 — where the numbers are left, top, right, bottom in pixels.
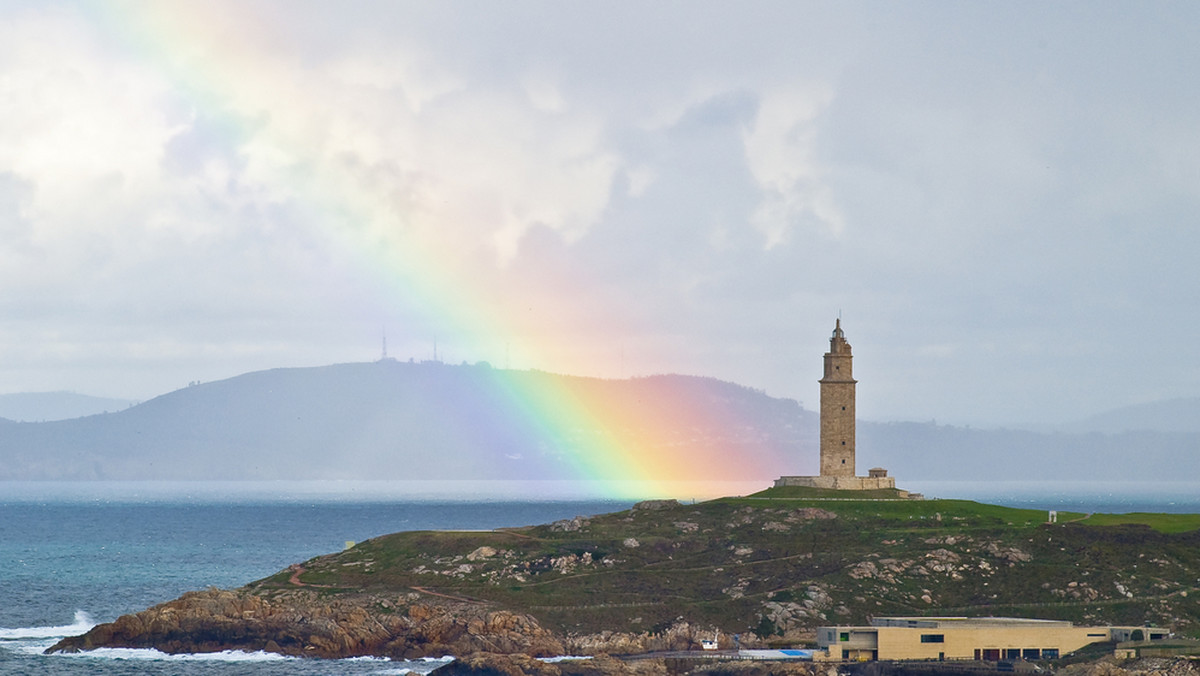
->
381, 328, 388, 361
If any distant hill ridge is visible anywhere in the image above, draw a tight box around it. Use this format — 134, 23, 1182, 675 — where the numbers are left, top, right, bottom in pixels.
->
1064, 396, 1200, 434
1, 361, 1197, 482
0, 361, 813, 481
0, 391, 136, 422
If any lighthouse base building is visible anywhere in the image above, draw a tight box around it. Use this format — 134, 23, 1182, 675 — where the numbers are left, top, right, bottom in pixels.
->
775, 319, 902, 493
774, 473, 897, 491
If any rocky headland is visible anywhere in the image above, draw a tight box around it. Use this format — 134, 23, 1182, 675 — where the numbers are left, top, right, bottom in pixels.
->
48, 489, 1200, 674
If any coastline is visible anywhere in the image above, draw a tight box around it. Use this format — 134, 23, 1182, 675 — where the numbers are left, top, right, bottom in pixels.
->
42, 490, 1200, 670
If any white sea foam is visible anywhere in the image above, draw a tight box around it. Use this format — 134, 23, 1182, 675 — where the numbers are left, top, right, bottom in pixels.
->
372, 660, 453, 676
58, 647, 296, 662
0, 610, 95, 640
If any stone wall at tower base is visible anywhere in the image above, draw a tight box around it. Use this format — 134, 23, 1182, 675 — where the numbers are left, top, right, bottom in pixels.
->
773, 475, 899, 492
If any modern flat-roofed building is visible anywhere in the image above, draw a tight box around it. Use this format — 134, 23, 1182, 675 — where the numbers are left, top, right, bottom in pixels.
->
816, 617, 1169, 662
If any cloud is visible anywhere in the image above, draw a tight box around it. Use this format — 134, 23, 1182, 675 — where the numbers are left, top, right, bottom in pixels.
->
0, 8, 177, 234
0, 1, 1198, 426
742, 84, 841, 247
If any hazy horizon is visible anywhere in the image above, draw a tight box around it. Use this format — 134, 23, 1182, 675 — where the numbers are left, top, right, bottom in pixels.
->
3, 359, 1198, 432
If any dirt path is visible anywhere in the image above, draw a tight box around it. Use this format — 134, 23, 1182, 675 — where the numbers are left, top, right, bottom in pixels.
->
409, 586, 492, 605
287, 564, 307, 586
286, 564, 336, 588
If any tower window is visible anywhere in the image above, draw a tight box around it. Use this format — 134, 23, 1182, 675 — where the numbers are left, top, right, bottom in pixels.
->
842, 441, 846, 446
841, 406, 846, 410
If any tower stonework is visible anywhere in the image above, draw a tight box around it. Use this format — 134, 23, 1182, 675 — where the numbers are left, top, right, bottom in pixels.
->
774, 318, 902, 493
819, 319, 856, 477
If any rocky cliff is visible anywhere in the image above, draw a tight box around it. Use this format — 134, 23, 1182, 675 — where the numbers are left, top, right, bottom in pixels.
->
49, 587, 565, 659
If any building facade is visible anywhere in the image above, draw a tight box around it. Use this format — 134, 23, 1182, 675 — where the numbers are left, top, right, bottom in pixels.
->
816, 617, 1169, 662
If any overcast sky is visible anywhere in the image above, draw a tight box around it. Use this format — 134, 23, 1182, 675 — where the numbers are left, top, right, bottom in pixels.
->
1, 1, 1198, 426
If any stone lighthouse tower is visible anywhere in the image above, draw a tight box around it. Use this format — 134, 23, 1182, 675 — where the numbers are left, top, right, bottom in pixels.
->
773, 318, 899, 493
819, 318, 856, 477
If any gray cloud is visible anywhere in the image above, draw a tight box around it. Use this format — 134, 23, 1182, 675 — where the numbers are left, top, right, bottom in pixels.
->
0, 1, 1197, 426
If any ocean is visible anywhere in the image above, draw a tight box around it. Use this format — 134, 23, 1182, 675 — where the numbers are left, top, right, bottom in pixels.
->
1, 480, 1198, 675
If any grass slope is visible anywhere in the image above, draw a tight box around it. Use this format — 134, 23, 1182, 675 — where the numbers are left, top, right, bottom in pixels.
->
245, 489, 1200, 643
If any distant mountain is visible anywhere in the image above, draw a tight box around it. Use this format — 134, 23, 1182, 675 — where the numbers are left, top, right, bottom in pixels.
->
1, 361, 1196, 482
859, 420, 1199, 481
0, 392, 136, 422
0, 361, 813, 481
1060, 397, 1200, 434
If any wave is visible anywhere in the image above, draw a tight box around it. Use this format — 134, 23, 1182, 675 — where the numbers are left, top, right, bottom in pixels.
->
0, 614, 458, 670
361, 655, 453, 675
60, 647, 297, 662
0, 610, 95, 640
46, 647, 458, 676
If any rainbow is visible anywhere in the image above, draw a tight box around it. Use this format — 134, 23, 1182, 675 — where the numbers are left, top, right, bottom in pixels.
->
85, 4, 800, 498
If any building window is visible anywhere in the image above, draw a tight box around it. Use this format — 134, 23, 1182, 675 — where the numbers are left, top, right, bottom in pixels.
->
840, 633, 850, 642
1042, 649, 1059, 660
920, 634, 945, 643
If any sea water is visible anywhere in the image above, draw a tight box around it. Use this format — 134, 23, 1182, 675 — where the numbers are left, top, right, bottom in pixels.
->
0, 481, 639, 675
1, 480, 1197, 675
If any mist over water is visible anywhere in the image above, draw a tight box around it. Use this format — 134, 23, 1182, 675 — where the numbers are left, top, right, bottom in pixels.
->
904, 480, 1200, 514
0, 479, 770, 504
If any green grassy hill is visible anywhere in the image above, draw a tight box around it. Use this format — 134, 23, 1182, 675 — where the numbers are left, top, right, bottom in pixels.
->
248, 488, 1200, 641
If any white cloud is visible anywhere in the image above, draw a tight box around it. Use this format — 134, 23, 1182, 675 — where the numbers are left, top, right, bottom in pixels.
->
0, 9, 179, 240
624, 165, 657, 198
521, 71, 567, 115
741, 85, 841, 247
